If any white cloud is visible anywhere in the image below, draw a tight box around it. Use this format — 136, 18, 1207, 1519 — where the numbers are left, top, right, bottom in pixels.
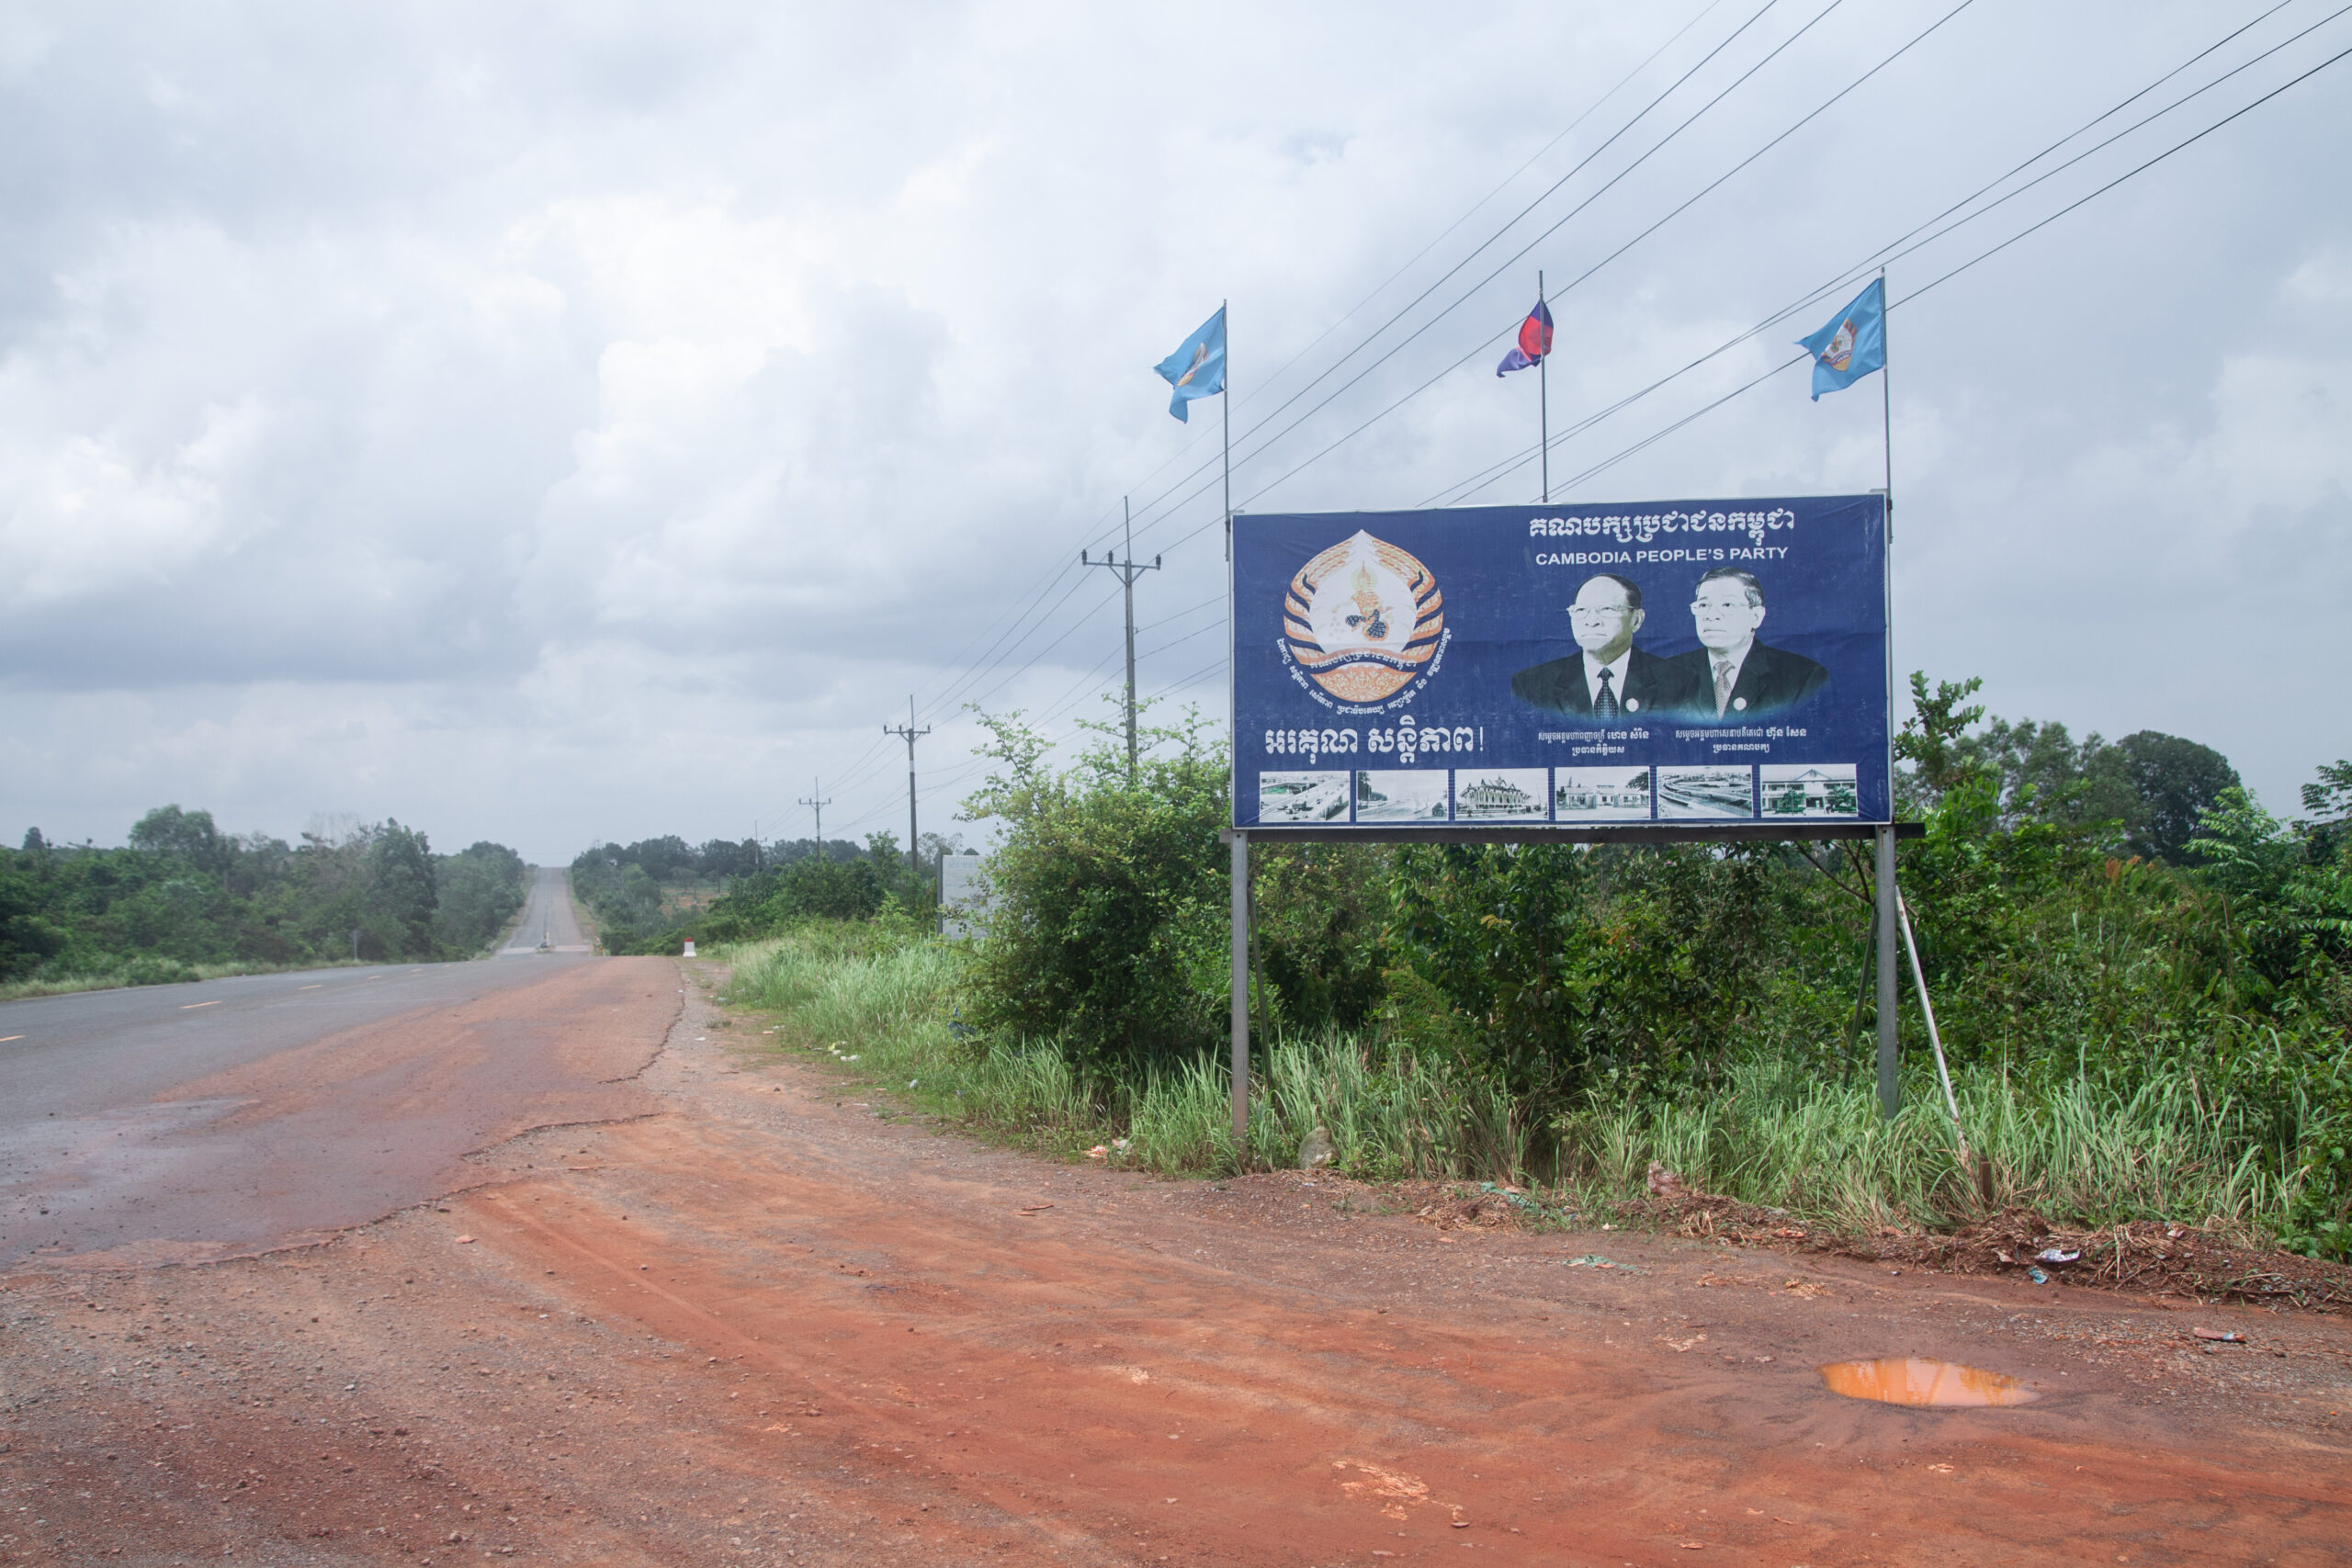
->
0, 0, 2346, 856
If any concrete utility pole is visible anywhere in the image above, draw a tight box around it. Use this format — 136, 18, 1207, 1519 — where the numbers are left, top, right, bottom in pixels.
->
883, 697, 931, 874
797, 781, 831, 855
1081, 496, 1162, 780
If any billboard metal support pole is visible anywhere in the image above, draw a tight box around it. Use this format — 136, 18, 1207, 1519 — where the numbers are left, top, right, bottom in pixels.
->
1874, 824, 1899, 1120
1229, 829, 1250, 1157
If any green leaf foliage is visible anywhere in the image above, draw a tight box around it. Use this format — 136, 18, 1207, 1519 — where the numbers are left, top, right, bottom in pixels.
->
0, 810, 530, 986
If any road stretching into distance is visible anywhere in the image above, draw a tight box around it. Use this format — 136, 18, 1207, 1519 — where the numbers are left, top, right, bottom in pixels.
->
0, 869, 676, 1271
502, 862, 593, 953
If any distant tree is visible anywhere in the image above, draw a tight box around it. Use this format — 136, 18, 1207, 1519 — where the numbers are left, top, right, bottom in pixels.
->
20, 828, 47, 856
2114, 731, 2240, 864
432, 841, 529, 953
130, 806, 230, 875
696, 838, 761, 881
1968, 717, 2138, 833
624, 835, 696, 882
368, 821, 438, 956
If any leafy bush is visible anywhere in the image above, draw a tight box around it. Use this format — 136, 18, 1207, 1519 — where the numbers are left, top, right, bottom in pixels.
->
956, 705, 1230, 1077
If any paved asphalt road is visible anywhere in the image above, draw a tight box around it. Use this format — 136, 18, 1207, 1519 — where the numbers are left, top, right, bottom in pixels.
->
500, 863, 593, 953
0, 871, 677, 1272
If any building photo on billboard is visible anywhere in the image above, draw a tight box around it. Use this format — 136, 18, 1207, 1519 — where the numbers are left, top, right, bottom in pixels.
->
1760, 762, 1860, 818
1554, 766, 1654, 821
1454, 769, 1550, 821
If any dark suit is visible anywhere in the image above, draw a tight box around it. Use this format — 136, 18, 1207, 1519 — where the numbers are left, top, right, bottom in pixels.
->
1665, 641, 1828, 718
1511, 647, 1695, 719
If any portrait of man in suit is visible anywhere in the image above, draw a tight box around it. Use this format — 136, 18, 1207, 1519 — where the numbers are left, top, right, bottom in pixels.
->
1668, 567, 1828, 718
1510, 572, 1695, 719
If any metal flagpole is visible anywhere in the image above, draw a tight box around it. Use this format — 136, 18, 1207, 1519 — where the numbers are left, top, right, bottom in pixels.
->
1221, 299, 1232, 561
1873, 263, 1900, 1120
1538, 271, 1549, 505
1880, 267, 1894, 519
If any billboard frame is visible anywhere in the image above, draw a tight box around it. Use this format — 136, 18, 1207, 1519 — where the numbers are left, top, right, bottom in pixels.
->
1221, 493, 1910, 1157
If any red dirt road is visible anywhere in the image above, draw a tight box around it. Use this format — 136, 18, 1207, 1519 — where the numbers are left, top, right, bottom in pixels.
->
5, 961, 2351, 1565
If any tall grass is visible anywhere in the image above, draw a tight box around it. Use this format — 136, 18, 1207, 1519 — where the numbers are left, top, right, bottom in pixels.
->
1566, 1056, 2293, 1239
718, 923, 2311, 1241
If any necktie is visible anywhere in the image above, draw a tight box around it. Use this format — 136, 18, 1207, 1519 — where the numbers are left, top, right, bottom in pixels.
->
1595, 667, 1621, 718
1713, 659, 1736, 716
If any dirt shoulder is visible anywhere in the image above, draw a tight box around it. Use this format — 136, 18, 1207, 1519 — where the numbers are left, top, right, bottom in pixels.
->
6, 963, 2351, 1566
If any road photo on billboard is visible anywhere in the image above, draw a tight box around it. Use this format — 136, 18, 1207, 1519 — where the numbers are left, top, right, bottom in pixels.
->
1353, 769, 1450, 822
1259, 771, 1351, 824
1232, 494, 1890, 835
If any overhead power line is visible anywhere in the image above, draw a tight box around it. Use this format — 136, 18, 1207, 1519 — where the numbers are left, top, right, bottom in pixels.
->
1431, 1, 2352, 503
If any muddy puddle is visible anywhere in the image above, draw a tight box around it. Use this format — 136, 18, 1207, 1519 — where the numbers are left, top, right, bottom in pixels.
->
1819, 1357, 2042, 1407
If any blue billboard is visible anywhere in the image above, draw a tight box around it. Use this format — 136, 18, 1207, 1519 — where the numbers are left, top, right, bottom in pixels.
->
1233, 495, 1891, 830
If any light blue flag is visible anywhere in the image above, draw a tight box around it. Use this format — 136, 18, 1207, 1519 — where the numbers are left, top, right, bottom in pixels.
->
1797, 278, 1886, 400
1154, 306, 1227, 422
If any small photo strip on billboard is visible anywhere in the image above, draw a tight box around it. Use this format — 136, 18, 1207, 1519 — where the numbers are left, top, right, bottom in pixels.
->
1553, 766, 1653, 821
1760, 762, 1860, 818
1657, 764, 1756, 819
1453, 768, 1550, 822
1354, 769, 1450, 822
1258, 772, 1351, 824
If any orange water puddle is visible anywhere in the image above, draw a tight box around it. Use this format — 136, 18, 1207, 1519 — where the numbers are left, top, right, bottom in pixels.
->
1819, 1358, 2041, 1407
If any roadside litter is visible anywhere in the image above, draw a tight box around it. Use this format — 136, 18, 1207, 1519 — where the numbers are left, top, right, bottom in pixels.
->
1566, 1254, 1645, 1274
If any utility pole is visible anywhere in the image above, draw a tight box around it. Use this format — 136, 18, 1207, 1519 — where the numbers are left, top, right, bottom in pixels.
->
883, 697, 931, 874
797, 780, 831, 857
1081, 496, 1162, 780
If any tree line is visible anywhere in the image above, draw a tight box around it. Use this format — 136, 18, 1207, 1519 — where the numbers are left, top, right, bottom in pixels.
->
570, 829, 966, 954
0, 806, 531, 988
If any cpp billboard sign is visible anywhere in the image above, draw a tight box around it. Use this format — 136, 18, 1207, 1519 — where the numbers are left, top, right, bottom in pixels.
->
1232, 495, 1891, 831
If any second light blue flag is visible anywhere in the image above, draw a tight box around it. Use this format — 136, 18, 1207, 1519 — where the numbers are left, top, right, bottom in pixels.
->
1154, 306, 1227, 422
1797, 278, 1885, 400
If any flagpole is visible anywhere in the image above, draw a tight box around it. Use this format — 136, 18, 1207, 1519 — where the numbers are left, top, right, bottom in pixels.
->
1880, 267, 1893, 531
1538, 271, 1549, 506
1222, 299, 1233, 562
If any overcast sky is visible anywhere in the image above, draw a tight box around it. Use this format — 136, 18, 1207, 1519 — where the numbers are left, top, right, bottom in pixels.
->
3, 0, 2347, 863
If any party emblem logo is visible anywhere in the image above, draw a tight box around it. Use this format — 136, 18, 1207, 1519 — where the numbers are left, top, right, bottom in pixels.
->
1818, 317, 1857, 373
1283, 530, 1444, 704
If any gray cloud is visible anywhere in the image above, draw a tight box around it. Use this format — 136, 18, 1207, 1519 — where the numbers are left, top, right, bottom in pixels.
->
1, 0, 2346, 860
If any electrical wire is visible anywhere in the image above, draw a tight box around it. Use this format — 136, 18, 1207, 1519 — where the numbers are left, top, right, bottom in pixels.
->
1432, 0, 2352, 502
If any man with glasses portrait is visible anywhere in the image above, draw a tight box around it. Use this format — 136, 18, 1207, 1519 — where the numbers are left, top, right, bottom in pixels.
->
1666, 567, 1827, 718
1510, 572, 1700, 719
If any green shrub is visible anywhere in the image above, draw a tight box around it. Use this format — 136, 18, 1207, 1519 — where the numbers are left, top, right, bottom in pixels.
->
956, 705, 1232, 1078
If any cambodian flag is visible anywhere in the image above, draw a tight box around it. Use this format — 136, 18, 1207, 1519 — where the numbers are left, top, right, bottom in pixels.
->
1495, 297, 1554, 376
